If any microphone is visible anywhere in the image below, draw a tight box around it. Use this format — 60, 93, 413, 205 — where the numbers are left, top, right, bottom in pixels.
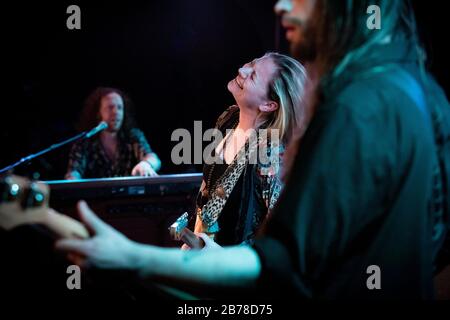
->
0, 121, 109, 174
85, 121, 108, 138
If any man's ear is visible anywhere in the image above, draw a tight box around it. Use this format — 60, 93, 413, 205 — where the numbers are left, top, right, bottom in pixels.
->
259, 101, 279, 113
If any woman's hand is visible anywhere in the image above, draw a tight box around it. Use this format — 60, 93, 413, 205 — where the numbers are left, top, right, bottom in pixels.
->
131, 161, 158, 177
180, 231, 222, 251
55, 201, 138, 270
196, 233, 223, 251
180, 243, 191, 250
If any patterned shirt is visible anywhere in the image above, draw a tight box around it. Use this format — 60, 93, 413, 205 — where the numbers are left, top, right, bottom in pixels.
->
66, 128, 153, 179
196, 106, 284, 245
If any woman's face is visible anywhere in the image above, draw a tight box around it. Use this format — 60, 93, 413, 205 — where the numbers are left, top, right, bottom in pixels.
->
228, 56, 277, 110
99, 92, 124, 132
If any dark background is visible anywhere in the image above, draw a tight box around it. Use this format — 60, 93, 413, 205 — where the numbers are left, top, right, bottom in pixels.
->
1, 0, 448, 180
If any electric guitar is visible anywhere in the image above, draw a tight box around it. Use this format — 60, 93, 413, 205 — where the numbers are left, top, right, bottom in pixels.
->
169, 212, 204, 249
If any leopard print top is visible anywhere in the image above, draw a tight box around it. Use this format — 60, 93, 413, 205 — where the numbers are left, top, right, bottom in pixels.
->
196, 106, 285, 240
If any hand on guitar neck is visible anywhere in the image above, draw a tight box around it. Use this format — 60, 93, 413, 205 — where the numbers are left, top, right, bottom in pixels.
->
180, 227, 205, 249
0, 175, 89, 239
169, 212, 205, 249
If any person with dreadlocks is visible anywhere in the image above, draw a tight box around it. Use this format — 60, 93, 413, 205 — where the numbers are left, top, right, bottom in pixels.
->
56, 0, 449, 299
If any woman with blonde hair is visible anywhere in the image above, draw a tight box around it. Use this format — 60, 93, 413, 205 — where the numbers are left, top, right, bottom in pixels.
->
188, 52, 307, 247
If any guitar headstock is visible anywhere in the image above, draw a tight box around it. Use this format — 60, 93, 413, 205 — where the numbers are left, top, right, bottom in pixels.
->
1, 175, 48, 229
0, 175, 89, 239
169, 211, 189, 241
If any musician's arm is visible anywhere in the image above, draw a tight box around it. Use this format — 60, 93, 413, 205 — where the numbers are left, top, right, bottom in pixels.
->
65, 141, 86, 180
132, 242, 261, 288
132, 128, 161, 172
56, 201, 261, 288
142, 153, 161, 172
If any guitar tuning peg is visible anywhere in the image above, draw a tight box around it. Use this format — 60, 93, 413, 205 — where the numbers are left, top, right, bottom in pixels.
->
20, 182, 45, 209
0, 176, 21, 203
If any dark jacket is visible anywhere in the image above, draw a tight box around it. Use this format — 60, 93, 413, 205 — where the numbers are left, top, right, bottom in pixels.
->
253, 39, 441, 299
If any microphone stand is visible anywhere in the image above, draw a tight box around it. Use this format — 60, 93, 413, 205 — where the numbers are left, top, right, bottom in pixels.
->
0, 131, 89, 175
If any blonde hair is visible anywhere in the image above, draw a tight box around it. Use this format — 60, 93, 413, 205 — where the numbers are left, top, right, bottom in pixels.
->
257, 52, 307, 145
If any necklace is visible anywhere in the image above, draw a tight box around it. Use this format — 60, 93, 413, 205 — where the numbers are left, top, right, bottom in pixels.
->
203, 119, 239, 200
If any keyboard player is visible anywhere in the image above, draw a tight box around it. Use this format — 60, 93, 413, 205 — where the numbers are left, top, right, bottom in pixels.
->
65, 87, 161, 180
